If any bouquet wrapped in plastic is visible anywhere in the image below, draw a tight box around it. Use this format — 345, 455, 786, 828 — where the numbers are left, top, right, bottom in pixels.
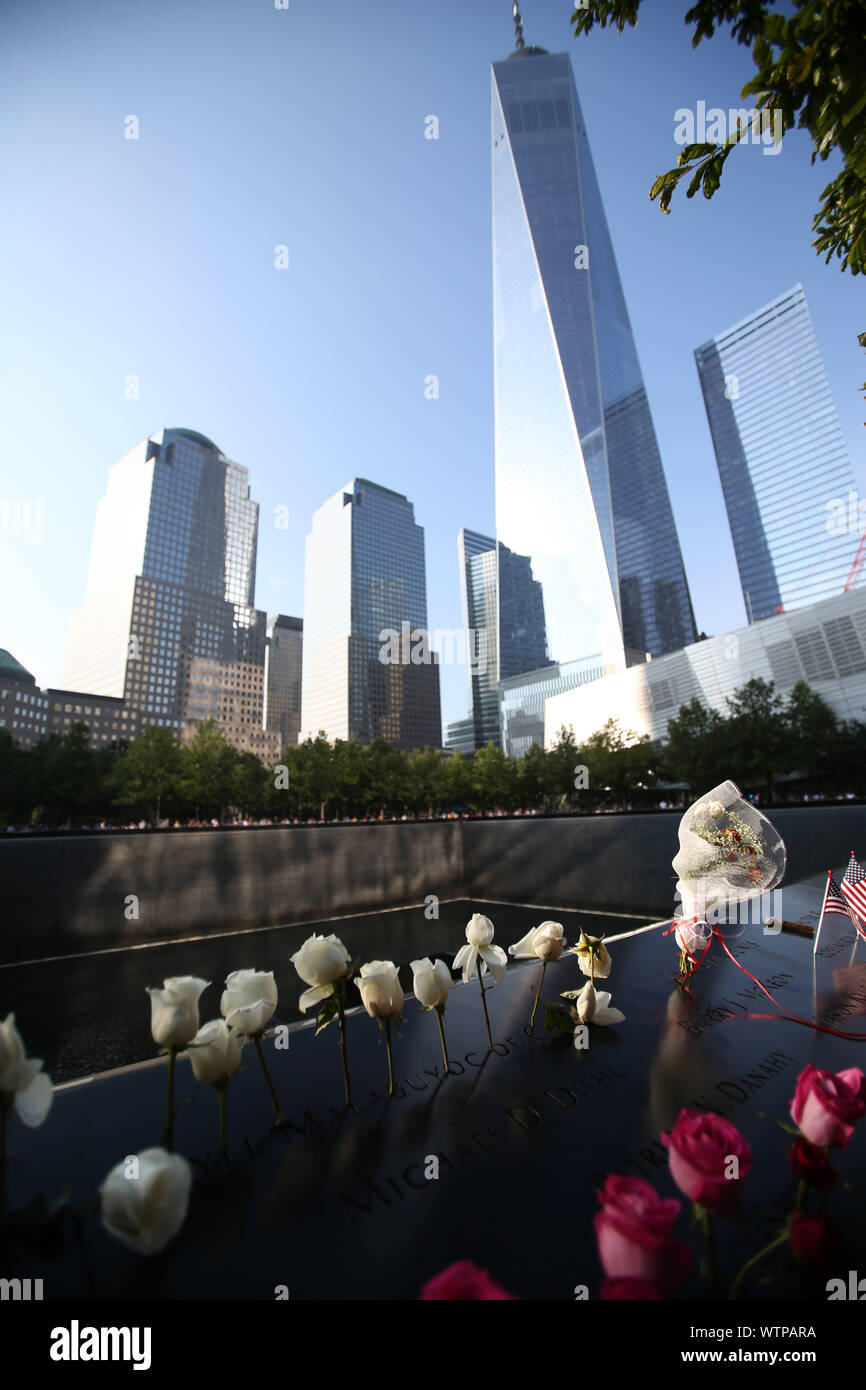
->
670, 780, 787, 974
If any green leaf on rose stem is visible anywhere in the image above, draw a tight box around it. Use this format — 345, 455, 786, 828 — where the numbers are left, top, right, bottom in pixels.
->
544, 1003, 576, 1036
315, 996, 340, 1035
757, 1111, 800, 1136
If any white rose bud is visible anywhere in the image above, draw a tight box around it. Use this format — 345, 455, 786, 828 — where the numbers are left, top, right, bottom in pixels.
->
188, 1019, 243, 1086
291, 934, 351, 1013
674, 918, 710, 958
220, 969, 278, 1037
354, 961, 404, 1020
100, 1147, 192, 1255
0, 1014, 53, 1128
575, 933, 611, 979
509, 920, 566, 962
147, 976, 209, 1049
411, 958, 452, 1010
465, 914, 495, 947
576, 980, 597, 1024
706, 800, 725, 818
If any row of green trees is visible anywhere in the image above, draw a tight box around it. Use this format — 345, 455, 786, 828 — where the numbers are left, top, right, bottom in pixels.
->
1, 679, 864, 828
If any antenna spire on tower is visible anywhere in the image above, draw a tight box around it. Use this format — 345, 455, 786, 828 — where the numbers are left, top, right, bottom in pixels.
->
513, 1, 525, 50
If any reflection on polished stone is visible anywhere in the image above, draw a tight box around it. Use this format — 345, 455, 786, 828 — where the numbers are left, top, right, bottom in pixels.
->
5, 875, 865, 1300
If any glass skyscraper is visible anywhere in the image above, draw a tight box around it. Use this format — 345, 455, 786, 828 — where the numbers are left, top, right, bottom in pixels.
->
491, 25, 695, 671
695, 284, 861, 623
63, 428, 278, 757
301, 478, 441, 750
264, 614, 303, 750
457, 526, 547, 750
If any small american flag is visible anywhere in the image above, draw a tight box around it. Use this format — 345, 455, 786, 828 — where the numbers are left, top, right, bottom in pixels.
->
825, 873, 855, 921
841, 852, 866, 926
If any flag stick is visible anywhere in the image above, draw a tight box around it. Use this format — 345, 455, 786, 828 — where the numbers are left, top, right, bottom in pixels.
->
813, 871, 832, 959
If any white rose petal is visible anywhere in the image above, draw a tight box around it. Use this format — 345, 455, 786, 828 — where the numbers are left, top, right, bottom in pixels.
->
147, 977, 210, 1049
100, 1147, 192, 1255
220, 969, 278, 1036
290, 934, 350, 995
354, 961, 403, 1019
0, 1015, 53, 1128
465, 914, 495, 947
411, 958, 451, 1009
187, 1019, 244, 1086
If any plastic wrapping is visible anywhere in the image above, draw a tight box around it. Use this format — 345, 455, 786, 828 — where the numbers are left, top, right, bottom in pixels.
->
672, 780, 787, 926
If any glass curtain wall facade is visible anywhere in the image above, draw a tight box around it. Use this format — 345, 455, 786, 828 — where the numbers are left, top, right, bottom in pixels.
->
301, 479, 441, 750
63, 428, 277, 757
457, 527, 548, 750
491, 46, 695, 668
695, 284, 861, 623
265, 615, 303, 749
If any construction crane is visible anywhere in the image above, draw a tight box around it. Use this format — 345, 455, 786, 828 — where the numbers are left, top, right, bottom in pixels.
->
845, 531, 866, 591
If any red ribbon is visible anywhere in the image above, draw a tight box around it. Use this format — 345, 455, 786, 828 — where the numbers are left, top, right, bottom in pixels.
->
665, 917, 866, 1041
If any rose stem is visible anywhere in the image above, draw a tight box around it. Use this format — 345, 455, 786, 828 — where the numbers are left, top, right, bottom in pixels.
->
477, 961, 494, 1051
729, 1232, 789, 1299
164, 1045, 177, 1152
384, 1017, 395, 1095
435, 1005, 450, 1073
702, 1209, 717, 1288
216, 1082, 228, 1158
254, 1034, 284, 1125
338, 997, 352, 1106
0, 1097, 6, 1225
529, 961, 546, 1030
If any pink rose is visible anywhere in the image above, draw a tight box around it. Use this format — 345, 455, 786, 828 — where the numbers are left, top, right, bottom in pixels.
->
662, 1109, 752, 1214
594, 1175, 690, 1294
419, 1260, 516, 1300
601, 1277, 662, 1300
790, 1065, 866, 1149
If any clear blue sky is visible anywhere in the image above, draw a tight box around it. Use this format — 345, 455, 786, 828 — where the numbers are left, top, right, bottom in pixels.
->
1, 0, 863, 729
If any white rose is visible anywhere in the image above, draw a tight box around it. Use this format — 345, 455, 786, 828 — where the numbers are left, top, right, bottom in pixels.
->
354, 961, 403, 1019
0, 1014, 53, 1128
573, 981, 625, 1031
454, 916, 508, 985
674, 918, 711, 958
188, 1019, 244, 1086
705, 800, 725, 819
411, 958, 452, 1010
291, 934, 351, 1013
147, 977, 209, 1049
220, 969, 278, 1037
575, 933, 611, 980
465, 914, 495, 946
508, 920, 566, 963
100, 1147, 192, 1255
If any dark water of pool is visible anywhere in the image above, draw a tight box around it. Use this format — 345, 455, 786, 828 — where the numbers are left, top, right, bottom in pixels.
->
0, 899, 652, 1083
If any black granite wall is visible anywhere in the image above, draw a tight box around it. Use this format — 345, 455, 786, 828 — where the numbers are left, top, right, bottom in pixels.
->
1, 805, 862, 962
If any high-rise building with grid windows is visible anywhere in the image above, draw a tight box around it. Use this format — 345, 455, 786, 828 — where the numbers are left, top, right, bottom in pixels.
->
455, 526, 547, 751
301, 478, 441, 750
491, 17, 696, 674
265, 614, 303, 749
62, 428, 279, 758
695, 284, 862, 623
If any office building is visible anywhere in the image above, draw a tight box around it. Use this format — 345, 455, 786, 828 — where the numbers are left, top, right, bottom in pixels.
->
695, 284, 862, 623
265, 615, 303, 749
62, 428, 279, 759
544, 588, 866, 747
301, 478, 441, 749
491, 12, 696, 678
456, 527, 547, 751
